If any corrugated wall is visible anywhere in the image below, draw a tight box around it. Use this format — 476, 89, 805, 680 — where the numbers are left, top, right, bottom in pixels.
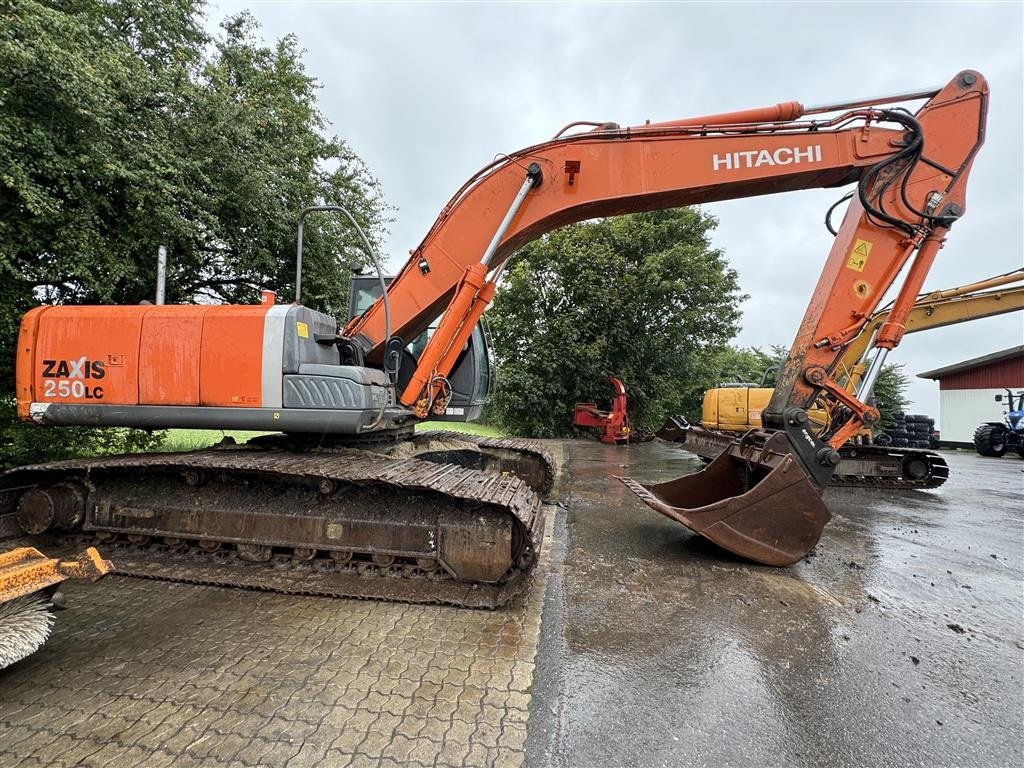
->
939, 388, 1014, 444
939, 355, 1024, 390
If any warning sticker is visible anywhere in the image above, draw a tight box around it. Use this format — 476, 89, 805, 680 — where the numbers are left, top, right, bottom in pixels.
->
846, 239, 873, 272
296, 321, 309, 339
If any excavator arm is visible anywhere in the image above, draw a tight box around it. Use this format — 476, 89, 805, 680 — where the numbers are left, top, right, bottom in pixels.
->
346, 72, 987, 432
664, 268, 1021, 493
691, 268, 1023, 433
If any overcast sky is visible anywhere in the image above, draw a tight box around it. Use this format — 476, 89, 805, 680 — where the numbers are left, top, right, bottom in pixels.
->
209, 0, 1023, 424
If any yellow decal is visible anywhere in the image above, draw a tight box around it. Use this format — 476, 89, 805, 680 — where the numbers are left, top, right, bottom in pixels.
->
846, 239, 873, 272
296, 321, 309, 339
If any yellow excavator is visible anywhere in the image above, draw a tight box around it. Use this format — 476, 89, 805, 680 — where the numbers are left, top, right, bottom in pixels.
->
661, 269, 1024, 486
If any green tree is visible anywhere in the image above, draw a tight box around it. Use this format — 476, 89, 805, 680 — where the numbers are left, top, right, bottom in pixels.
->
1, 2, 387, 329
487, 208, 746, 437
871, 362, 911, 431
0, 1, 388, 462
704, 346, 781, 386
680, 344, 786, 416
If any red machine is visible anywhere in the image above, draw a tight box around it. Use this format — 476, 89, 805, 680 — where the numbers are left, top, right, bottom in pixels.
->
575, 376, 632, 445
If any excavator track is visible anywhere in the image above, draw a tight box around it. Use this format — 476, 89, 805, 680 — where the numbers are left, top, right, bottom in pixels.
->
0, 444, 550, 609
825, 448, 949, 489
674, 426, 949, 490
410, 431, 555, 495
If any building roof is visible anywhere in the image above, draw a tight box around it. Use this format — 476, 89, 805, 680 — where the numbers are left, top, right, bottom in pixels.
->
918, 344, 1024, 380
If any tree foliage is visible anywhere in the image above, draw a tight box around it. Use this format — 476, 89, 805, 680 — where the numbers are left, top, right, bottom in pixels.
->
2, 1, 387, 330
703, 346, 780, 385
871, 362, 911, 431
0, 397, 164, 470
486, 209, 746, 437
1, 0, 388, 461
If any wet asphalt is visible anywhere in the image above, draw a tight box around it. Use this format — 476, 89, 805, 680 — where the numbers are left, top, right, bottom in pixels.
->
527, 440, 1024, 768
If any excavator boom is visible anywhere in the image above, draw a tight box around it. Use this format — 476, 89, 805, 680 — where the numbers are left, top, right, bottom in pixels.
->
346, 71, 988, 565
346, 77, 984, 371
836, 268, 1024, 390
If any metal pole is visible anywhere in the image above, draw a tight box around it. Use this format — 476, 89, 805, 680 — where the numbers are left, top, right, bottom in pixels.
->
481, 163, 543, 271
857, 348, 890, 401
156, 245, 167, 305
295, 221, 305, 305
804, 86, 942, 115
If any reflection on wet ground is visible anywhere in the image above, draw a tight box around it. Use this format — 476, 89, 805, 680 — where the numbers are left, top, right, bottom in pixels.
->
529, 440, 1023, 768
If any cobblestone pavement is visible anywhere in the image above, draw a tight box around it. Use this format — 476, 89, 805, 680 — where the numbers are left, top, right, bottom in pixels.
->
0, 510, 554, 768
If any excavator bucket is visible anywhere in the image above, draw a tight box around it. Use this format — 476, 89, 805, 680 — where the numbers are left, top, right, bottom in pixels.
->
619, 443, 830, 566
654, 414, 689, 443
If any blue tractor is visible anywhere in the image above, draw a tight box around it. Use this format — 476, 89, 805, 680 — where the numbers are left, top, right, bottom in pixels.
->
973, 389, 1024, 457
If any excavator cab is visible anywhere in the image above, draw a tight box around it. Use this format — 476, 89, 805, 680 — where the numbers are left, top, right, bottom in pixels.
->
348, 274, 494, 423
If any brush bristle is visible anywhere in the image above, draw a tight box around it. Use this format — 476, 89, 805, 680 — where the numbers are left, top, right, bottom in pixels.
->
0, 594, 55, 669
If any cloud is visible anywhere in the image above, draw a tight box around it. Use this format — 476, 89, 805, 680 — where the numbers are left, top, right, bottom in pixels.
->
208, 1, 1023, 422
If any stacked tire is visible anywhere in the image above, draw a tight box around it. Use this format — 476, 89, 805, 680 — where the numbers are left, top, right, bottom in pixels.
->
882, 412, 934, 449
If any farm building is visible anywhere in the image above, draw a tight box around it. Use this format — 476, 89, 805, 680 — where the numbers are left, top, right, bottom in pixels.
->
918, 344, 1024, 446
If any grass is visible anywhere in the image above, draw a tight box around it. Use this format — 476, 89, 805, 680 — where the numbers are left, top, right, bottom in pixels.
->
157, 429, 271, 452
155, 420, 506, 452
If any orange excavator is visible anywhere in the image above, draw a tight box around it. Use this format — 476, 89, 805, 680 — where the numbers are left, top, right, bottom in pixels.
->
1, 71, 988, 604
